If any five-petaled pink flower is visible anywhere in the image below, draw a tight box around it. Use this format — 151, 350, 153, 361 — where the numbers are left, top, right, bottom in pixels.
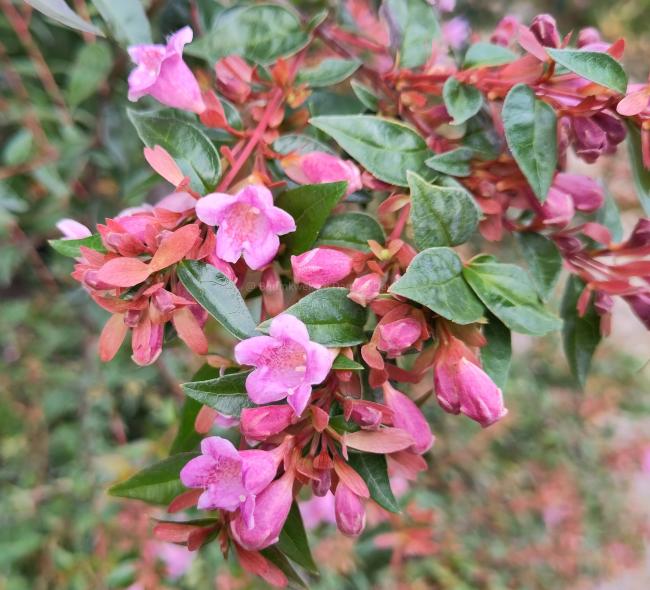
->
234, 314, 333, 416
127, 26, 206, 114
196, 184, 296, 270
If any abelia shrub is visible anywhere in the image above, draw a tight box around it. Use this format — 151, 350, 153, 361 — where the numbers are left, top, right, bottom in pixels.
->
48, 0, 650, 586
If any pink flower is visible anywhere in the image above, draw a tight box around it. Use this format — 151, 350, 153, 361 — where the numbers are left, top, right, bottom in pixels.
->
127, 27, 205, 114
539, 187, 574, 227
215, 56, 253, 104
196, 184, 295, 270
180, 436, 278, 525
382, 383, 434, 454
230, 471, 295, 550
529, 14, 560, 48
291, 248, 353, 289
377, 317, 421, 356
433, 337, 508, 428
348, 273, 382, 306
56, 218, 91, 239
240, 405, 295, 440
570, 112, 626, 163
334, 483, 366, 536
553, 173, 604, 212
280, 151, 362, 195
234, 314, 333, 416
443, 17, 470, 51
299, 492, 336, 529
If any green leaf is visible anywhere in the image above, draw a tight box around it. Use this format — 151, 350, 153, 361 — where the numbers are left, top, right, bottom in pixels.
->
383, 0, 441, 69
502, 84, 557, 203
315, 212, 385, 252
177, 260, 257, 340
49, 234, 106, 258
463, 255, 562, 335
273, 134, 334, 155
66, 42, 112, 109
597, 190, 624, 243
260, 288, 367, 347
348, 452, 400, 513
389, 247, 484, 324
297, 58, 361, 88
516, 232, 562, 300
277, 503, 318, 574
480, 313, 511, 389
309, 115, 432, 186
260, 546, 307, 588
425, 147, 474, 177
308, 91, 366, 117
547, 48, 627, 94
351, 80, 379, 112
109, 452, 197, 505
25, 0, 104, 36
443, 78, 483, 126
332, 354, 364, 371
275, 182, 348, 255
463, 111, 503, 160
626, 122, 650, 215
92, 0, 152, 46
464, 42, 516, 68
561, 275, 601, 388
182, 370, 254, 417
408, 171, 480, 248
187, 4, 309, 65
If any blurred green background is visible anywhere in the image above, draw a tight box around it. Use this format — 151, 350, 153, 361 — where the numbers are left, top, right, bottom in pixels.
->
1, 1, 650, 588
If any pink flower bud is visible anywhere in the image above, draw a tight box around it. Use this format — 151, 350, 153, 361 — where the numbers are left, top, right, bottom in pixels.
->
291, 248, 353, 289
553, 173, 604, 212
377, 317, 421, 356
539, 187, 574, 227
491, 15, 519, 47
127, 27, 205, 114
529, 14, 560, 48
334, 483, 366, 536
215, 56, 253, 104
131, 315, 164, 366
261, 267, 284, 317
281, 152, 362, 195
571, 113, 626, 163
578, 27, 602, 48
382, 383, 434, 454
240, 405, 295, 440
348, 273, 382, 306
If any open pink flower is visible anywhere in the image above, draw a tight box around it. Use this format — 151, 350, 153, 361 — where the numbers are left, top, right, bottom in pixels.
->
127, 26, 205, 114
196, 184, 295, 270
280, 151, 362, 195
234, 315, 333, 416
291, 247, 353, 288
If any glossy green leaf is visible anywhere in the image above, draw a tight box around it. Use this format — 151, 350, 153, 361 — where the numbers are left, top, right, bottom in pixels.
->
66, 42, 112, 108
464, 42, 516, 68
127, 110, 221, 193
443, 78, 483, 126
49, 234, 106, 258
187, 4, 309, 65
260, 546, 307, 588
463, 255, 562, 335
561, 275, 601, 388
408, 171, 480, 248
260, 288, 367, 347
626, 122, 650, 215
425, 147, 474, 177
502, 84, 557, 203
480, 313, 511, 389
297, 58, 361, 88
109, 452, 197, 505
348, 452, 400, 513
182, 370, 254, 417
547, 48, 627, 94
277, 503, 318, 574
516, 232, 562, 300
389, 247, 484, 324
309, 115, 432, 186
275, 182, 348, 255
273, 133, 334, 155
383, 0, 440, 69
177, 260, 257, 340
351, 80, 379, 112
25, 0, 104, 36
315, 212, 385, 252
332, 354, 364, 371
92, 0, 152, 46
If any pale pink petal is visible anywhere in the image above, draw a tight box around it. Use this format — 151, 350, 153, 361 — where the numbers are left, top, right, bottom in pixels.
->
144, 146, 185, 186
242, 231, 279, 270
268, 314, 311, 345
180, 455, 218, 488
245, 368, 290, 403
239, 184, 274, 210
240, 450, 278, 494
99, 313, 128, 362
200, 436, 239, 460
305, 341, 333, 385
196, 193, 238, 226
235, 335, 277, 366
287, 383, 312, 416
97, 257, 151, 288
56, 218, 92, 239
265, 206, 296, 235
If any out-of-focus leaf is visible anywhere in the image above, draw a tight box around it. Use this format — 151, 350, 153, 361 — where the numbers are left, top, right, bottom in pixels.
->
273, 133, 334, 155
626, 122, 650, 215
297, 58, 361, 88
597, 190, 624, 243
25, 0, 104, 36
92, 0, 152, 46
49, 234, 107, 258
425, 147, 474, 177
66, 42, 112, 108
259, 546, 308, 588
351, 80, 379, 112
464, 42, 516, 68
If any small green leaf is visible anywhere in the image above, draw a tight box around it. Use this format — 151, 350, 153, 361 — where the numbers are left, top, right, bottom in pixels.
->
278, 503, 318, 574
463, 111, 502, 160
547, 48, 628, 94
408, 171, 480, 248
464, 42, 516, 68
177, 260, 257, 340
109, 452, 197, 505
332, 354, 364, 371
351, 80, 379, 112
49, 234, 107, 258
273, 134, 334, 155
315, 212, 385, 252
275, 182, 348, 255
309, 115, 432, 186
463, 255, 562, 335
389, 247, 484, 324
443, 78, 483, 126
66, 42, 112, 108
425, 147, 474, 177
561, 275, 601, 388
260, 288, 367, 347
502, 84, 557, 203
182, 370, 254, 417
516, 232, 562, 300
348, 452, 400, 513
297, 58, 361, 88
25, 0, 104, 36
128, 109, 221, 193
626, 122, 650, 215
480, 313, 511, 389
92, 0, 152, 46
